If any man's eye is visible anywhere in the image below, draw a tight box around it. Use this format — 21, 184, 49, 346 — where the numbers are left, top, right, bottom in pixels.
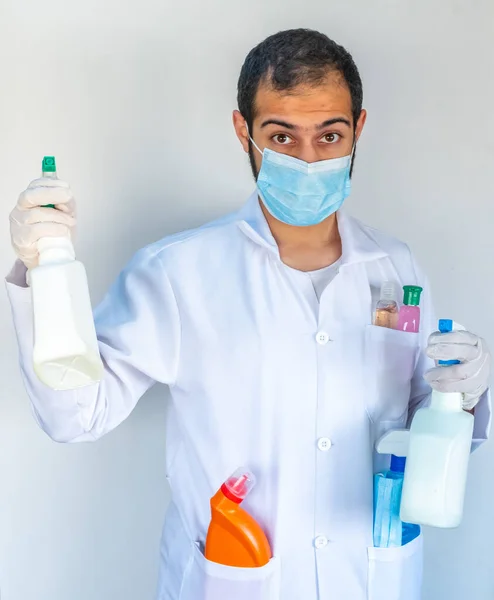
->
273, 134, 292, 145
321, 133, 341, 144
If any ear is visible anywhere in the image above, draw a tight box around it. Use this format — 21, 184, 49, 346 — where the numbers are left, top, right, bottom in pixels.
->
354, 109, 367, 142
232, 110, 250, 153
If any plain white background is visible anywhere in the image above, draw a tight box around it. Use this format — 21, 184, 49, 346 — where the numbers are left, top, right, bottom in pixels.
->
1, 0, 493, 598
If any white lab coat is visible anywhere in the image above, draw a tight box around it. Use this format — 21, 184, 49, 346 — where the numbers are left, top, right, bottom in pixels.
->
6, 192, 491, 600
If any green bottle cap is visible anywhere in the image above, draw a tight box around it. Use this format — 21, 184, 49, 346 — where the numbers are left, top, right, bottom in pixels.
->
403, 285, 423, 306
42, 156, 56, 173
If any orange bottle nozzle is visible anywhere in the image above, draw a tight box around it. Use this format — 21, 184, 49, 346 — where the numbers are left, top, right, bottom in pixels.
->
221, 469, 256, 503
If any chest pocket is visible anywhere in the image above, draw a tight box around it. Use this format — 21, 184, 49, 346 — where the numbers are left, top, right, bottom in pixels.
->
364, 325, 419, 426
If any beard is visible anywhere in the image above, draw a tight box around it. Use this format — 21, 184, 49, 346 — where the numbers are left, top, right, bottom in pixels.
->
248, 140, 259, 180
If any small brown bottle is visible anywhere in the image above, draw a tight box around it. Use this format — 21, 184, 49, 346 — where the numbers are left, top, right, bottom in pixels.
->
374, 282, 399, 329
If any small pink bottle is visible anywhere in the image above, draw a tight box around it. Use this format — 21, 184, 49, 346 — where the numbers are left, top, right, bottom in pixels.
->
397, 286, 423, 333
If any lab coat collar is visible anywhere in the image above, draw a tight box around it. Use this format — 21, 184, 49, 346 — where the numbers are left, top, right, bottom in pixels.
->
236, 192, 388, 266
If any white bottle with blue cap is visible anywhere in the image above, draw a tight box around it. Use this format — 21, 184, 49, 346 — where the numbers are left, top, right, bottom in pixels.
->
400, 319, 474, 528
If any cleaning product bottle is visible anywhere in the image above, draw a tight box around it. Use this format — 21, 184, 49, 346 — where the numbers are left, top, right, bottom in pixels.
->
374, 455, 421, 548
205, 468, 272, 567
400, 319, 474, 528
374, 282, 400, 329
397, 285, 423, 333
30, 156, 104, 390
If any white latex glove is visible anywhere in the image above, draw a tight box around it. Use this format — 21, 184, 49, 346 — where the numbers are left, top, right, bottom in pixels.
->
9, 178, 76, 270
425, 330, 491, 410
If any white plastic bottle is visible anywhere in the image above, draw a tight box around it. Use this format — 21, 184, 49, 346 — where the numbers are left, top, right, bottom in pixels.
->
30, 156, 104, 390
400, 319, 474, 528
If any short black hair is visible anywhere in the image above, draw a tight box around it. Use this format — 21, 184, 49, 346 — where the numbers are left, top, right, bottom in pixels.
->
237, 29, 363, 130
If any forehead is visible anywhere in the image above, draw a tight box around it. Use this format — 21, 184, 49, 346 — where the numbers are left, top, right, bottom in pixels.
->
253, 73, 353, 126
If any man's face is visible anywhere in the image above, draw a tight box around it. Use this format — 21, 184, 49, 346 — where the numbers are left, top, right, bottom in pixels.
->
234, 72, 366, 178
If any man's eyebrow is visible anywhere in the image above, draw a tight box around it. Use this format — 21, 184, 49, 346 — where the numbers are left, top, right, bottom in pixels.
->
317, 117, 352, 129
260, 119, 297, 129
259, 117, 352, 130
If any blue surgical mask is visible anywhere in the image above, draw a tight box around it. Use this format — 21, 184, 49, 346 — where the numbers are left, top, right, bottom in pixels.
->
250, 137, 353, 227
373, 473, 403, 548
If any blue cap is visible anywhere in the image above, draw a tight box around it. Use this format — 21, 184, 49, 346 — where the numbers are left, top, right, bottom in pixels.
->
438, 319, 461, 365
390, 455, 406, 473
439, 319, 453, 333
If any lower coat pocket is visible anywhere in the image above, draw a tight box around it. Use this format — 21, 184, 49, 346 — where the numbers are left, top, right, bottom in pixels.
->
367, 533, 423, 600
179, 542, 280, 600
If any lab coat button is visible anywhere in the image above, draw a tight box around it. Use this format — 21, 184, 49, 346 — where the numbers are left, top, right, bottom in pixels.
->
316, 331, 330, 345
314, 535, 328, 549
317, 437, 332, 451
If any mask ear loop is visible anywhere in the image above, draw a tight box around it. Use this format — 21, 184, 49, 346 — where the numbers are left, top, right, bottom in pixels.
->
349, 134, 357, 177
245, 122, 264, 156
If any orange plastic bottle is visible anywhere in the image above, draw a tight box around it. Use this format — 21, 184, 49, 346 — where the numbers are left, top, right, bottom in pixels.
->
205, 468, 272, 568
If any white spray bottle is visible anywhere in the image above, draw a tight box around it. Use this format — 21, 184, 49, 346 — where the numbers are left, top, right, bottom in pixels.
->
30, 156, 104, 390
399, 319, 474, 528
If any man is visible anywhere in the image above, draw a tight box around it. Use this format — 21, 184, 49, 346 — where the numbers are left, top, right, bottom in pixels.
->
7, 29, 491, 600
